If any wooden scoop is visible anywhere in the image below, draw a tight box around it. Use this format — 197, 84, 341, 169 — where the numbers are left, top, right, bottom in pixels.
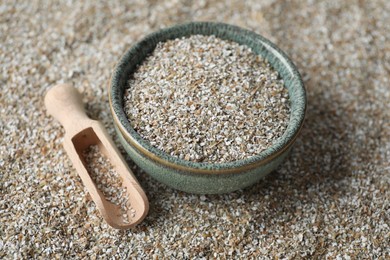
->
44, 83, 148, 229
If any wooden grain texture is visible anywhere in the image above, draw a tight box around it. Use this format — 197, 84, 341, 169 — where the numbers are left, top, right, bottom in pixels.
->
44, 84, 148, 229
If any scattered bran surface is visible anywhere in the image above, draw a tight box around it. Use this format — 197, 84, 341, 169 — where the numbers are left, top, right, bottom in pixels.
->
1, 0, 389, 259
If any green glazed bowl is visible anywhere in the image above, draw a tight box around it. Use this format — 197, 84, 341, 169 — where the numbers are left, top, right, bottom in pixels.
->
109, 22, 306, 194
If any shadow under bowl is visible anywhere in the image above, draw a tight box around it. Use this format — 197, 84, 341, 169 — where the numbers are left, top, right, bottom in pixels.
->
109, 22, 306, 194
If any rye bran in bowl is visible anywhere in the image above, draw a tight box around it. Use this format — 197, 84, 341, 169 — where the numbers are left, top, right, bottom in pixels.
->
109, 22, 306, 194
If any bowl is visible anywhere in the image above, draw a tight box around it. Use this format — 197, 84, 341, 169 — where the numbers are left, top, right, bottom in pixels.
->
109, 22, 306, 194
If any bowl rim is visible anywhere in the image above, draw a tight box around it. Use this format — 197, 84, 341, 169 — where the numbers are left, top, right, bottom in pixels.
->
109, 21, 306, 174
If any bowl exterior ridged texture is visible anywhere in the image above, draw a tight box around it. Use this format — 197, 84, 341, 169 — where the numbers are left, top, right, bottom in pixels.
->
115, 125, 292, 194
110, 22, 306, 194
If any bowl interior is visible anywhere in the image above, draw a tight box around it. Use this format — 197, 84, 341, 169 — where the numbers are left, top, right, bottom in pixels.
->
110, 22, 306, 171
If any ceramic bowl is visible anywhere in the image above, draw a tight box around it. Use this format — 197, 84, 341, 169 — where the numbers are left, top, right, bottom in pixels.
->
109, 22, 306, 194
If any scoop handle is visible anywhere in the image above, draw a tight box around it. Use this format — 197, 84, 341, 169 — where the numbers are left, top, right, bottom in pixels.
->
44, 84, 89, 132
